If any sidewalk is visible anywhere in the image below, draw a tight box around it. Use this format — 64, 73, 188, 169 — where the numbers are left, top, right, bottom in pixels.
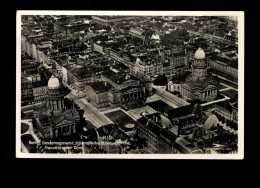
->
201, 95, 230, 107
219, 82, 238, 91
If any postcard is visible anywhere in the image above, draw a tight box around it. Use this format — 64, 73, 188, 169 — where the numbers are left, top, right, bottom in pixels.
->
16, 11, 244, 159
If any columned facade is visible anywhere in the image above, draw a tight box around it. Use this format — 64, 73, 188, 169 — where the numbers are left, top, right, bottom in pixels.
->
122, 90, 143, 103
51, 124, 76, 138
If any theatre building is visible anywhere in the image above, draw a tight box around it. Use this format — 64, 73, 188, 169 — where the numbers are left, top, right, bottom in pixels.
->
33, 75, 80, 139
86, 68, 147, 108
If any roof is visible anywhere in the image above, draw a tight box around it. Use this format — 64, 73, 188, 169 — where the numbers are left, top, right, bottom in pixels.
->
167, 104, 201, 119
228, 60, 238, 69
154, 74, 168, 86
210, 55, 238, 69
159, 128, 177, 144
25, 69, 39, 76
185, 76, 219, 90
171, 71, 191, 84
147, 121, 162, 135
48, 75, 60, 89
32, 80, 48, 88
102, 69, 138, 85
137, 114, 177, 143
51, 114, 75, 126
21, 82, 33, 89
194, 48, 206, 59
137, 115, 150, 125
147, 100, 174, 114
159, 114, 172, 128
129, 28, 145, 35
216, 101, 233, 112
163, 62, 171, 68
214, 30, 226, 38
74, 66, 103, 79
175, 137, 203, 154
38, 114, 50, 126
89, 81, 113, 94
112, 63, 128, 70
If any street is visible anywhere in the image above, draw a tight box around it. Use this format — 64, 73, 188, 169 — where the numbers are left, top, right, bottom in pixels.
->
63, 83, 113, 128
74, 98, 114, 128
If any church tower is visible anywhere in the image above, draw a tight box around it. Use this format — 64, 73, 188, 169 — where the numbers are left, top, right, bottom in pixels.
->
45, 75, 65, 112
191, 48, 208, 79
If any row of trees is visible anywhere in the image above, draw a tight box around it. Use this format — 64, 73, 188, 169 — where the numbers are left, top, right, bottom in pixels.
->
161, 28, 190, 46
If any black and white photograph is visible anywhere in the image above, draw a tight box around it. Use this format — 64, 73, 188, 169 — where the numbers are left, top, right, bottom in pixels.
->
16, 11, 244, 159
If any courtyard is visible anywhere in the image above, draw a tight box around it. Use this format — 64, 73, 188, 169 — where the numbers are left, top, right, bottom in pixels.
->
105, 110, 136, 128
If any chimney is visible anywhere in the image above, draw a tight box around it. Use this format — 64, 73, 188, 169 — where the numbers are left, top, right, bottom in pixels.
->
125, 73, 130, 80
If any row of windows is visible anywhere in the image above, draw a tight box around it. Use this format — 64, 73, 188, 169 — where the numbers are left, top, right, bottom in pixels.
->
33, 88, 47, 93
210, 62, 238, 76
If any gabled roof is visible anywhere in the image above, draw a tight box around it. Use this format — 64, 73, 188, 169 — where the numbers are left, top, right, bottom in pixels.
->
52, 115, 75, 126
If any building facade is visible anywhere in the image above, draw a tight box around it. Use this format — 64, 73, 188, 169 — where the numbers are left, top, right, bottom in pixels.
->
86, 69, 147, 108
136, 113, 179, 154
215, 100, 238, 123
32, 83, 48, 104
134, 55, 163, 80
209, 55, 238, 83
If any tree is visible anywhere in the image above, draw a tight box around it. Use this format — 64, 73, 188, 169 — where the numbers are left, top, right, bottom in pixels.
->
154, 74, 168, 86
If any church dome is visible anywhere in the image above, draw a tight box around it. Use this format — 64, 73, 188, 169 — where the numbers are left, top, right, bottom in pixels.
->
48, 75, 60, 89
194, 48, 206, 59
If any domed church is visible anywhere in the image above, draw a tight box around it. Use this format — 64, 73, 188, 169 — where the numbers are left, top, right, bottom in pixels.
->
33, 75, 80, 139
180, 48, 219, 102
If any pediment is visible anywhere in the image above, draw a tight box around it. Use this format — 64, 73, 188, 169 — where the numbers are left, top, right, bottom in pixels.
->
55, 119, 74, 127
204, 85, 218, 90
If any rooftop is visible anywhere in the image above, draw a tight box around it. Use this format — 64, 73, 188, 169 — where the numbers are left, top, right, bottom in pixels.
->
185, 76, 219, 90
216, 100, 234, 112
167, 104, 201, 119
103, 69, 138, 85
89, 81, 113, 94
210, 54, 238, 69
